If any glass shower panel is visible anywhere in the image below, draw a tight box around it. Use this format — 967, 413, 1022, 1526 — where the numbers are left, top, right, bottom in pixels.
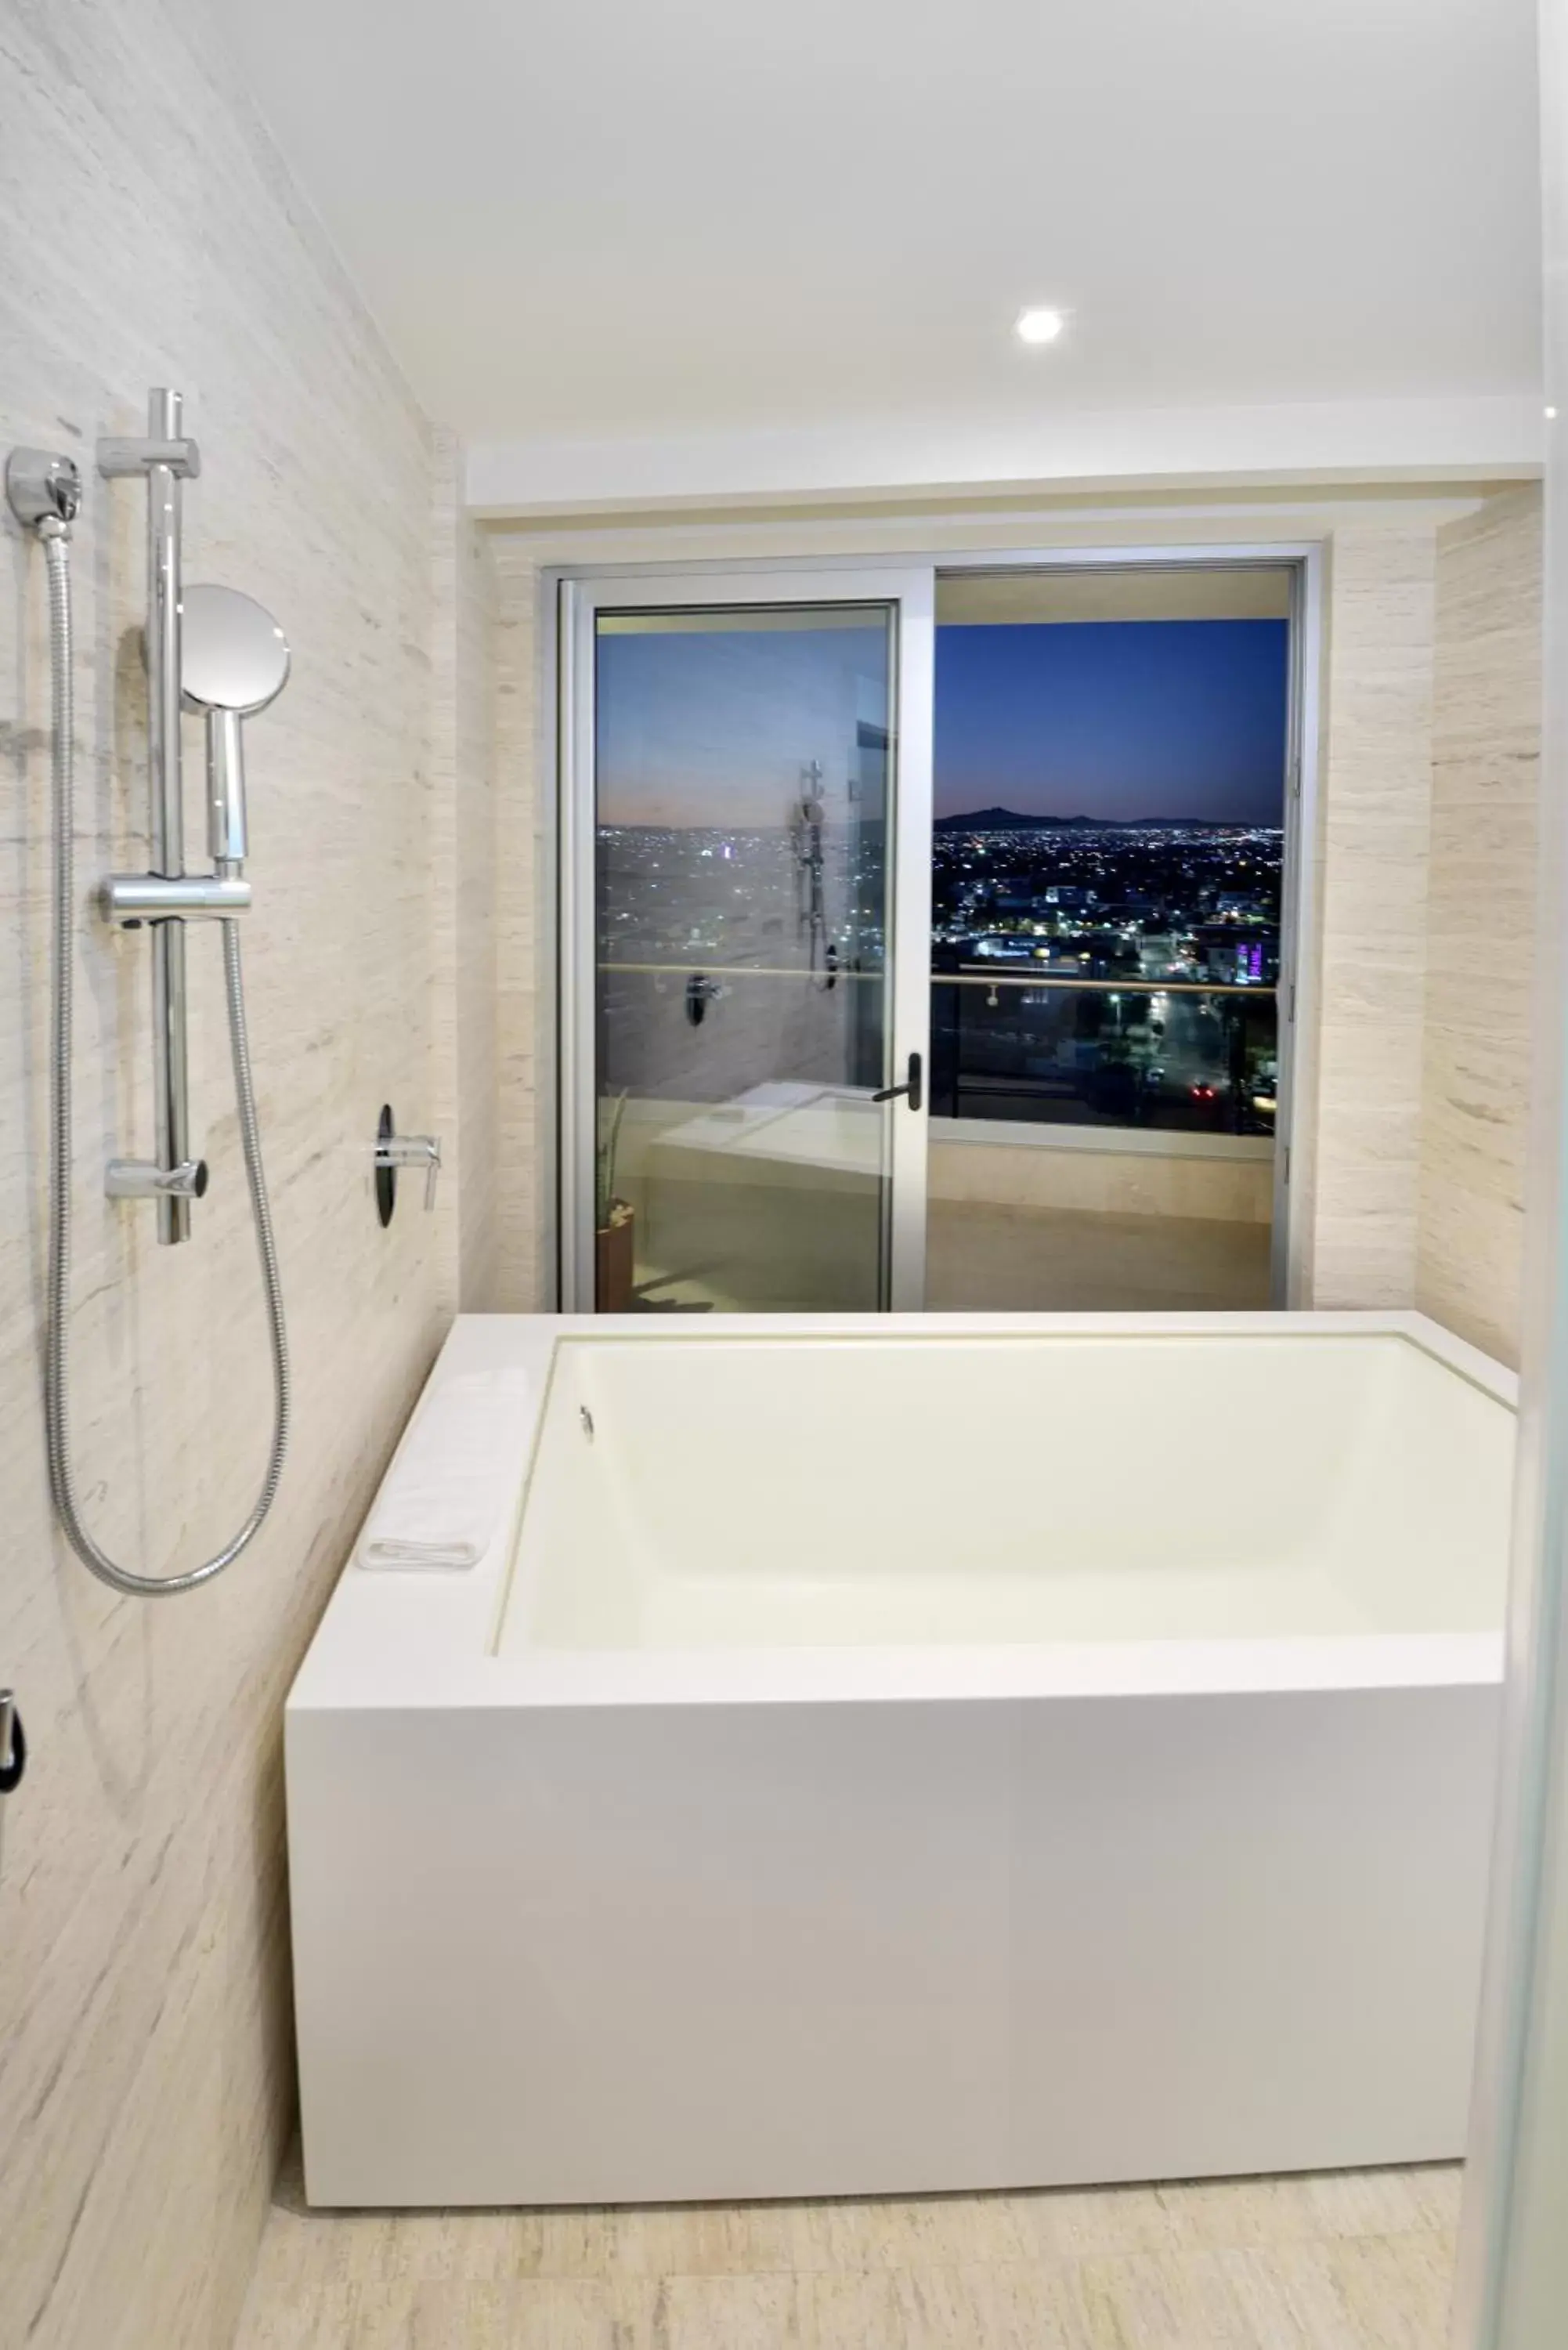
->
593, 604, 895, 1311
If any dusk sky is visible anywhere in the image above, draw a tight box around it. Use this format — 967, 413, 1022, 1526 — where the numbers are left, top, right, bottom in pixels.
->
934, 619, 1289, 824
595, 613, 1288, 830
596, 616, 888, 829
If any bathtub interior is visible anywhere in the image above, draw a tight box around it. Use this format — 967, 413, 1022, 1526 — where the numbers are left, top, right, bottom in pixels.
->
494, 1328, 1514, 1655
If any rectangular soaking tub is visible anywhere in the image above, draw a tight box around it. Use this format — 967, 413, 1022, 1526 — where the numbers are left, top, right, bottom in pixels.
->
287, 1311, 1515, 2208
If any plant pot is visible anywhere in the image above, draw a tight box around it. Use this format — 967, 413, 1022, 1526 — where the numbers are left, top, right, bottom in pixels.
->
595, 1209, 637, 1312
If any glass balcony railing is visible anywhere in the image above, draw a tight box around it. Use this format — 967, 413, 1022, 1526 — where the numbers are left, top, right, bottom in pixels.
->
592, 961, 1280, 1140
929, 974, 1278, 1137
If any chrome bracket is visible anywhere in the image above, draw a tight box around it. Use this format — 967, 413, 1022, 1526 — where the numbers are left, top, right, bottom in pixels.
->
107, 1157, 208, 1203
100, 873, 251, 927
6, 447, 82, 531
96, 435, 200, 480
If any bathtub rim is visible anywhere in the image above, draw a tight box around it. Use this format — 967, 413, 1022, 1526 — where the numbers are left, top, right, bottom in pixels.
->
287, 1307, 1515, 1718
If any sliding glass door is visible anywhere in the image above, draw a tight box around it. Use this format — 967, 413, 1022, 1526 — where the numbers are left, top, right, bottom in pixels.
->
560, 570, 933, 1313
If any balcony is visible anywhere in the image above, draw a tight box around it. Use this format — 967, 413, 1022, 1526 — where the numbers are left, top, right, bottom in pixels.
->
929, 970, 1277, 1133
595, 964, 1277, 1313
927, 973, 1277, 1311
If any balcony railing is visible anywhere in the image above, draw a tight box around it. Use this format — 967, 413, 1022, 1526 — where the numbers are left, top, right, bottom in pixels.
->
594, 960, 1279, 1138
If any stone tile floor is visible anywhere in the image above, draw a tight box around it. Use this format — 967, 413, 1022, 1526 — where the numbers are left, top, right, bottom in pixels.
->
235, 2151, 1460, 2348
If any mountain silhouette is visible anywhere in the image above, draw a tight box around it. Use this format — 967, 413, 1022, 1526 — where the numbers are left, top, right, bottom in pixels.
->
933, 806, 1252, 833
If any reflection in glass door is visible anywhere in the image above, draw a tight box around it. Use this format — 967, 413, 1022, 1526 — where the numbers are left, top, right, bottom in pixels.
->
562, 573, 932, 1313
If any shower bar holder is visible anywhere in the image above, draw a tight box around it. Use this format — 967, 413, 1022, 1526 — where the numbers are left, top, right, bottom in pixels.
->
101, 873, 251, 925
96, 391, 201, 1242
96, 434, 200, 482
105, 1156, 208, 1202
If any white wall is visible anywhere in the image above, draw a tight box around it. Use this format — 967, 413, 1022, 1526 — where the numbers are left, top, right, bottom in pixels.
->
468, 396, 1545, 518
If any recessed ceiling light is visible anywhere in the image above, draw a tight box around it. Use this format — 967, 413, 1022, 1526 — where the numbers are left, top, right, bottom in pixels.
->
1015, 306, 1066, 346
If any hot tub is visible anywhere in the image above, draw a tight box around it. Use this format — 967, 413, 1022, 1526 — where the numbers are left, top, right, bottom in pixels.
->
287, 1310, 1514, 2209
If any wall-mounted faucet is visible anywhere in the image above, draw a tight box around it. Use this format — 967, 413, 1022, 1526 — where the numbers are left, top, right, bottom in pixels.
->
374, 1108, 442, 1224
685, 971, 724, 1027
378, 1132, 442, 1208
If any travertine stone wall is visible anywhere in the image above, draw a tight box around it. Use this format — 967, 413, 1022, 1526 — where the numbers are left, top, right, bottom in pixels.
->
1417, 487, 1543, 1366
493, 572, 552, 1311
1306, 526, 1440, 1309
927, 1136, 1274, 1225
0, 5, 471, 2343
431, 431, 501, 1310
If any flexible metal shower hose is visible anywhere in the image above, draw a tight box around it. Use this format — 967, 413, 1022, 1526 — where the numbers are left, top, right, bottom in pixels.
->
42, 526, 290, 1596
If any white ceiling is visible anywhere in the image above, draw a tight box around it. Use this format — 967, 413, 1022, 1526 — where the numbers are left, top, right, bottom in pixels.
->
216, 0, 1542, 490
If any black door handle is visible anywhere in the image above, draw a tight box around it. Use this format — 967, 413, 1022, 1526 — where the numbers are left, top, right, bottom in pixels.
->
873, 1050, 923, 1112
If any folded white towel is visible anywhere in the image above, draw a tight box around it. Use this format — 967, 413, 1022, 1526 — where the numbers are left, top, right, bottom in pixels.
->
357, 1368, 534, 1571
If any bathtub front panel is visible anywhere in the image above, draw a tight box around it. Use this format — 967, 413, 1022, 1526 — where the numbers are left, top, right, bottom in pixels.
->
290, 1678, 1498, 2207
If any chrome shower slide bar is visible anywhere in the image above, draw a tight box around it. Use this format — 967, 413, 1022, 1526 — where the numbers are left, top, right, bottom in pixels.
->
97, 389, 200, 1242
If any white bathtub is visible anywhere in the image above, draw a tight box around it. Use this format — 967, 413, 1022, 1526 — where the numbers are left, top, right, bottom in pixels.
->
287, 1311, 1514, 2209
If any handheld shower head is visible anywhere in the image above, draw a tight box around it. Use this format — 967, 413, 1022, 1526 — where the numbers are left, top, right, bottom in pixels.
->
179, 584, 290, 870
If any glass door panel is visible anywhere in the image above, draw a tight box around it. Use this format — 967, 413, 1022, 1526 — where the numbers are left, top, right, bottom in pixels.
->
588, 599, 898, 1312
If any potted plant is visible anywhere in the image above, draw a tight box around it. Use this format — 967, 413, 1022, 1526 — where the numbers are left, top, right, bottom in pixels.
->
595, 1090, 636, 1311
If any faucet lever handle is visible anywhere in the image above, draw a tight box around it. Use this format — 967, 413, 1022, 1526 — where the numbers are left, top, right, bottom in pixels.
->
373, 1130, 442, 1212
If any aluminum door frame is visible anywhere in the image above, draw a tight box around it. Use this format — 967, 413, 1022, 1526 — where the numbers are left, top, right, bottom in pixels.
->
558, 566, 935, 1314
